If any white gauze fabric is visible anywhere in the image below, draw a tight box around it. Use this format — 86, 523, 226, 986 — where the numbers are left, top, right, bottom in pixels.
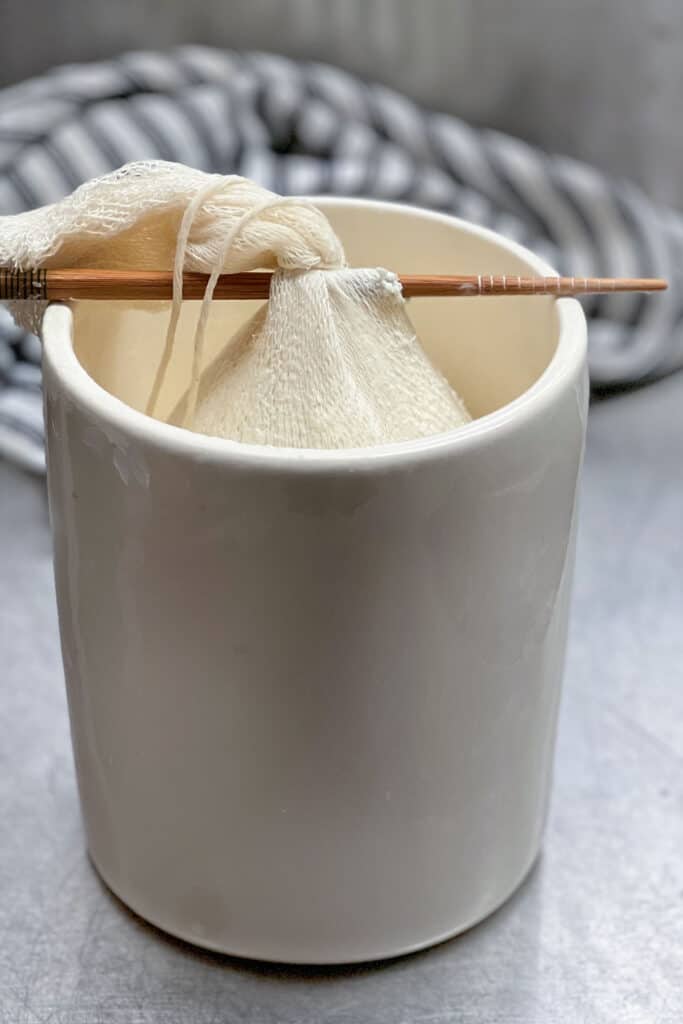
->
0, 161, 343, 333
0, 159, 470, 447
173, 268, 471, 447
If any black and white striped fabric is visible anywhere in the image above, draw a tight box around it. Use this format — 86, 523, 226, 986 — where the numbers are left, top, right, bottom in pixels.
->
1, 47, 681, 473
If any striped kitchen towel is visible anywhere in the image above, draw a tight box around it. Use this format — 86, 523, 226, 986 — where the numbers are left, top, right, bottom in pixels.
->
1, 47, 681, 473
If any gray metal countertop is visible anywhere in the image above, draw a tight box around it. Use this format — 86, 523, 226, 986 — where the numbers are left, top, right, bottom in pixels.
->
1, 375, 682, 1023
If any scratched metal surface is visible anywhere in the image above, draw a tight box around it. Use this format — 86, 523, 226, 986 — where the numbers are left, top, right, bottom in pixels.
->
1, 375, 682, 1024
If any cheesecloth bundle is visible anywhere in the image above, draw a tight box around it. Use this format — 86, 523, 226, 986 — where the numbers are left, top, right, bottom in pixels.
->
0, 160, 470, 448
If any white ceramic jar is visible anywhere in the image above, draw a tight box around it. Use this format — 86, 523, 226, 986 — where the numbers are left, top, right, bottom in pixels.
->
42, 200, 588, 963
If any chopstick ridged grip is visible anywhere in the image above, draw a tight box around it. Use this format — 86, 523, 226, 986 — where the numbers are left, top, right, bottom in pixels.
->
0, 267, 48, 300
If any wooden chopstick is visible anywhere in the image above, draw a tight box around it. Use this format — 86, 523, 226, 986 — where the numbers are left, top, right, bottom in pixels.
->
0, 268, 668, 301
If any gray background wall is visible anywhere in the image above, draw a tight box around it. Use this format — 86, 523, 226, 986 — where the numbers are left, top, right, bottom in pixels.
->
2, 0, 682, 208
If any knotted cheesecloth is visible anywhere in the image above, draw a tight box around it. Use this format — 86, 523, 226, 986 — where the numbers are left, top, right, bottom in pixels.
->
0, 160, 470, 448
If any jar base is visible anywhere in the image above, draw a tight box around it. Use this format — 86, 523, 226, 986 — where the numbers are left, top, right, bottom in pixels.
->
88, 845, 541, 966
